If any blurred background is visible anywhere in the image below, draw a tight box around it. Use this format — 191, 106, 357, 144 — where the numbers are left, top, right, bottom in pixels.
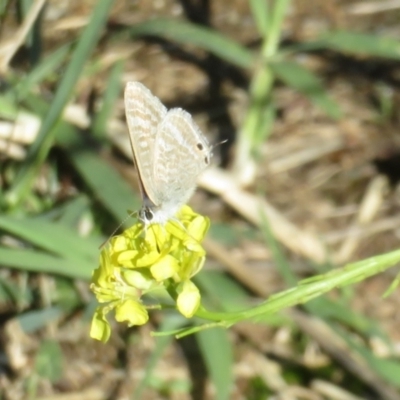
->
2, 0, 400, 399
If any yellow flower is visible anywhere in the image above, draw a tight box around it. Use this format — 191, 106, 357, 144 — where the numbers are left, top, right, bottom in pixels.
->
90, 205, 209, 342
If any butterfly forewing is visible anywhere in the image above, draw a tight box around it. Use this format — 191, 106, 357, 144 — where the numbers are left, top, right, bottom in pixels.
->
152, 108, 211, 207
124, 82, 167, 206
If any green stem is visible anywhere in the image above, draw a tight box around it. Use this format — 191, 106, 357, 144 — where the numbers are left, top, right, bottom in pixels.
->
193, 249, 400, 326
234, 0, 291, 175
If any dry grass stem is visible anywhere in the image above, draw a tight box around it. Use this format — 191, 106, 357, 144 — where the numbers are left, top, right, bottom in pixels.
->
311, 380, 364, 400
290, 309, 400, 400
199, 168, 328, 263
268, 136, 345, 174
335, 175, 389, 263
346, 0, 400, 15
0, 0, 47, 73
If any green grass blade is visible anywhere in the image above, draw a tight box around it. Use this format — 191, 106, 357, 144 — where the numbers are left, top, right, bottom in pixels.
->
259, 210, 297, 286
19, 307, 64, 333
262, 0, 291, 58
234, 0, 290, 175
0, 275, 30, 304
34, 340, 63, 382
52, 195, 91, 227
285, 31, 400, 60
92, 60, 124, 139
23, 91, 141, 227
69, 150, 141, 225
260, 202, 387, 339
192, 249, 400, 327
250, 0, 269, 35
307, 297, 387, 339
0, 0, 7, 14
0, 92, 19, 119
196, 328, 233, 400
321, 31, 400, 59
0, 247, 92, 279
128, 19, 254, 68
270, 60, 342, 119
134, 315, 186, 398
0, 216, 99, 261
13, 43, 72, 100
195, 270, 251, 311
336, 324, 400, 389
7, 0, 115, 207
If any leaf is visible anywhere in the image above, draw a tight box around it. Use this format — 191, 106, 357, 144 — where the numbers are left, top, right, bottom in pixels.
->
0, 216, 99, 263
207, 222, 244, 246
0, 275, 31, 305
259, 210, 297, 286
129, 19, 254, 68
92, 60, 124, 139
134, 315, 186, 397
195, 270, 250, 311
18, 307, 64, 333
250, 0, 269, 36
196, 328, 233, 400
270, 60, 342, 119
69, 150, 141, 226
336, 324, 400, 389
53, 195, 91, 227
307, 297, 387, 339
34, 340, 63, 382
12, 43, 72, 100
321, 31, 400, 59
7, 0, 115, 206
0, 247, 92, 279
22, 94, 141, 226
0, 93, 19, 119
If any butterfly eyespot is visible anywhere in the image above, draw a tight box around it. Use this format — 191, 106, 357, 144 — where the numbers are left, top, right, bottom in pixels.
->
197, 143, 204, 151
204, 156, 210, 165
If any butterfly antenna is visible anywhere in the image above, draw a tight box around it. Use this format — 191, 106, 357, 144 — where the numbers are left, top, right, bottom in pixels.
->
99, 210, 139, 249
213, 139, 228, 149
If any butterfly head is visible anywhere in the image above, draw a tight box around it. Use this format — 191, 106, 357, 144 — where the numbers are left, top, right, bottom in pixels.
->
138, 202, 181, 226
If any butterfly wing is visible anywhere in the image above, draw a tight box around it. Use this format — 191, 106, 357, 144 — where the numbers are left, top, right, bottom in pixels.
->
152, 108, 211, 211
124, 82, 167, 206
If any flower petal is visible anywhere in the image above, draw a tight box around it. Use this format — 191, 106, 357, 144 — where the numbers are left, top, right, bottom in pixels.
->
90, 307, 111, 343
115, 299, 149, 326
121, 268, 154, 290
176, 280, 200, 318
150, 255, 179, 281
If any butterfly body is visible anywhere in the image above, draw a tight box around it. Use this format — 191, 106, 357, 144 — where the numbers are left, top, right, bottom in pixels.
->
124, 82, 212, 225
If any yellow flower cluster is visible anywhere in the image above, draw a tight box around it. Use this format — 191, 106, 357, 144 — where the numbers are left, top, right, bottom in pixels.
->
90, 206, 210, 342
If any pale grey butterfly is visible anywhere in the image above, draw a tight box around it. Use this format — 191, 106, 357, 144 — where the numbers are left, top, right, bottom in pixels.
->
124, 82, 212, 225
